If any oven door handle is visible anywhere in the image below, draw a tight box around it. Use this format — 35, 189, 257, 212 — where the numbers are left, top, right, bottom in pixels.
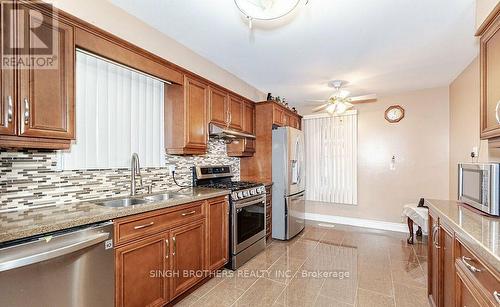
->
234, 196, 266, 209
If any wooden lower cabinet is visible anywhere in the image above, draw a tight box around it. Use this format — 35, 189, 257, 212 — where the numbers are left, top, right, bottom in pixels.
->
440, 225, 454, 307
265, 185, 272, 242
170, 219, 205, 298
114, 197, 229, 307
428, 212, 440, 307
428, 209, 500, 307
115, 233, 169, 307
207, 198, 229, 270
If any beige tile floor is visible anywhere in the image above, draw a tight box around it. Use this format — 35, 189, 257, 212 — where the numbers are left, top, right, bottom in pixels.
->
175, 221, 429, 307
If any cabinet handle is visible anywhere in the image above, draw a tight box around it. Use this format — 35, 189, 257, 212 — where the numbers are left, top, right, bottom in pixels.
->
432, 225, 441, 249
172, 236, 176, 256
165, 239, 169, 259
496, 101, 500, 124
228, 111, 232, 125
181, 210, 196, 217
133, 221, 154, 230
5, 96, 12, 125
493, 291, 500, 304
462, 256, 481, 273
23, 98, 30, 125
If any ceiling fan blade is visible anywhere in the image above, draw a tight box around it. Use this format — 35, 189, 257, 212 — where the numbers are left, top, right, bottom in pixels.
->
312, 103, 329, 112
350, 94, 377, 103
307, 99, 329, 102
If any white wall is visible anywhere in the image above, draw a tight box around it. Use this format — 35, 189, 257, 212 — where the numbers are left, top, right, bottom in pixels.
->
48, 0, 266, 101
298, 87, 450, 223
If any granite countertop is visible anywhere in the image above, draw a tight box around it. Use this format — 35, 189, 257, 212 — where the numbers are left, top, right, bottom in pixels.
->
0, 187, 229, 245
425, 199, 500, 271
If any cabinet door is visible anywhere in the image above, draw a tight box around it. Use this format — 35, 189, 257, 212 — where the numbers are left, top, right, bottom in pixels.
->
283, 112, 291, 127
480, 13, 500, 139
170, 219, 206, 298
440, 225, 455, 307
184, 76, 208, 151
0, 5, 15, 136
428, 213, 440, 307
17, 7, 75, 139
456, 269, 484, 307
242, 101, 255, 134
115, 234, 169, 307
208, 199, 229, 270
273, 106, 284, 126
209, 87, 228, 126
229, 95, 243, 130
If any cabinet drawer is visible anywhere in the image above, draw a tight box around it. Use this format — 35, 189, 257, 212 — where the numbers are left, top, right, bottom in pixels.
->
456, 238, 500, 305
115, 202, 204, 245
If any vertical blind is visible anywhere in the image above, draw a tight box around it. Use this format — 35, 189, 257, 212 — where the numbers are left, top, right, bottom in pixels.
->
60, 50, 165, 170
303, 112, 358, 205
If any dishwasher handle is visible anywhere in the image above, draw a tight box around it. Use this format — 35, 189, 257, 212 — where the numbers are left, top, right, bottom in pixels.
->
0, 232, 110, 272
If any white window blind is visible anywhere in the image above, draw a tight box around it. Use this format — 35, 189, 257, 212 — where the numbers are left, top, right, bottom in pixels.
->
303, 111, 358, 205
60, 50, 165, 170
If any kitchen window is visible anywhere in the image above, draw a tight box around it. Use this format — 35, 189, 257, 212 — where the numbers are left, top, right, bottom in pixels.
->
303, 111, 358, 205
59, 50, 167, 170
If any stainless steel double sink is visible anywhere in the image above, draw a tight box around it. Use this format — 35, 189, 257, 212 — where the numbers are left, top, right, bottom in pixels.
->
92, 193, 189, 208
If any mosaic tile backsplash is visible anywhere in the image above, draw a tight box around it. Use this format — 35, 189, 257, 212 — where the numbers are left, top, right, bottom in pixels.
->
0, 139, 239, 211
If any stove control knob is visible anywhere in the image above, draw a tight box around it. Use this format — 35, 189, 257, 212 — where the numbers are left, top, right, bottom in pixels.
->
250, 189, 256, 195
243, 191, 249, 197
237, 192, 244, 198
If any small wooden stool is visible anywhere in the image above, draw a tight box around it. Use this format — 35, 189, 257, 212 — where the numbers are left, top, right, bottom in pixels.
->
402, 204, 428, 244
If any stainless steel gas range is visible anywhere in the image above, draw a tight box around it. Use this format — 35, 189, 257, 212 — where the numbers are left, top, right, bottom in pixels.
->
192, 165, 266, 269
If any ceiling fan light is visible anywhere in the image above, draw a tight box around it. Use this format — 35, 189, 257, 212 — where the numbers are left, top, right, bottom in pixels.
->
326, 104, 337, 114
335, 102, 348, 114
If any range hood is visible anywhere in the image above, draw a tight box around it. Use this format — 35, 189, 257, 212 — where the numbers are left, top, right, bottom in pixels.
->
209, 123, 256, 140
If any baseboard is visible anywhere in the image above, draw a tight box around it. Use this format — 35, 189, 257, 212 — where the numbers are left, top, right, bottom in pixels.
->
305, 213, 409, 233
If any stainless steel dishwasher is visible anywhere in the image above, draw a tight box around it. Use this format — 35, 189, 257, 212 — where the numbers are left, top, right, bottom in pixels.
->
0, 221, 114, 307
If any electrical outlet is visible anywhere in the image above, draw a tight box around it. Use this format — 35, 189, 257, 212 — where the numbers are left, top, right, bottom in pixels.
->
167, 164, 176, 175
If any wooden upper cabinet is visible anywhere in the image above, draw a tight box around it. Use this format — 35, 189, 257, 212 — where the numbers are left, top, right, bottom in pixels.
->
242, 100, 255, 134
207, 198, 229, 270
17, 5, 75, 140
273, 105, 285, 126
0, 5, 15, 136
209, 87, 228, 126
479, 6, 500, 140
184, 77, 208, 151
115, 233, 169, 307
229, 95, 243, 130
170, 219, 206, 299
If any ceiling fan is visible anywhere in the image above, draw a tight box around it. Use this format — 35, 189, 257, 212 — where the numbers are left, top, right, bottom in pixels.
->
309, 80, 377, 115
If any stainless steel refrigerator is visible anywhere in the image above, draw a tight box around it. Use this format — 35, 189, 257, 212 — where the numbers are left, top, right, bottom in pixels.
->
272, 126, 305, 240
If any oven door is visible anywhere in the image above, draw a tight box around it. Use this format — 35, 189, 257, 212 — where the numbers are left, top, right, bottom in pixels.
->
232, 195, 266, 254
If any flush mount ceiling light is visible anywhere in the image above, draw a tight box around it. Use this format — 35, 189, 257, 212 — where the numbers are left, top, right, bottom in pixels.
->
234, 0, 307, 29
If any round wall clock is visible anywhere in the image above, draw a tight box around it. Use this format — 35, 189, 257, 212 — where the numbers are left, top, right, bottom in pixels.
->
385, 105, 405, 123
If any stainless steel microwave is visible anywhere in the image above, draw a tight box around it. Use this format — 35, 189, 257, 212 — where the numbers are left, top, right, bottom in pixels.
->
458, 163, 500, 216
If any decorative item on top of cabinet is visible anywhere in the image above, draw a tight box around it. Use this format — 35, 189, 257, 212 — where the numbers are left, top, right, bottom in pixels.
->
165, 75, 208, 155
0, 2, 75, 149
477, 4, 500, 143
